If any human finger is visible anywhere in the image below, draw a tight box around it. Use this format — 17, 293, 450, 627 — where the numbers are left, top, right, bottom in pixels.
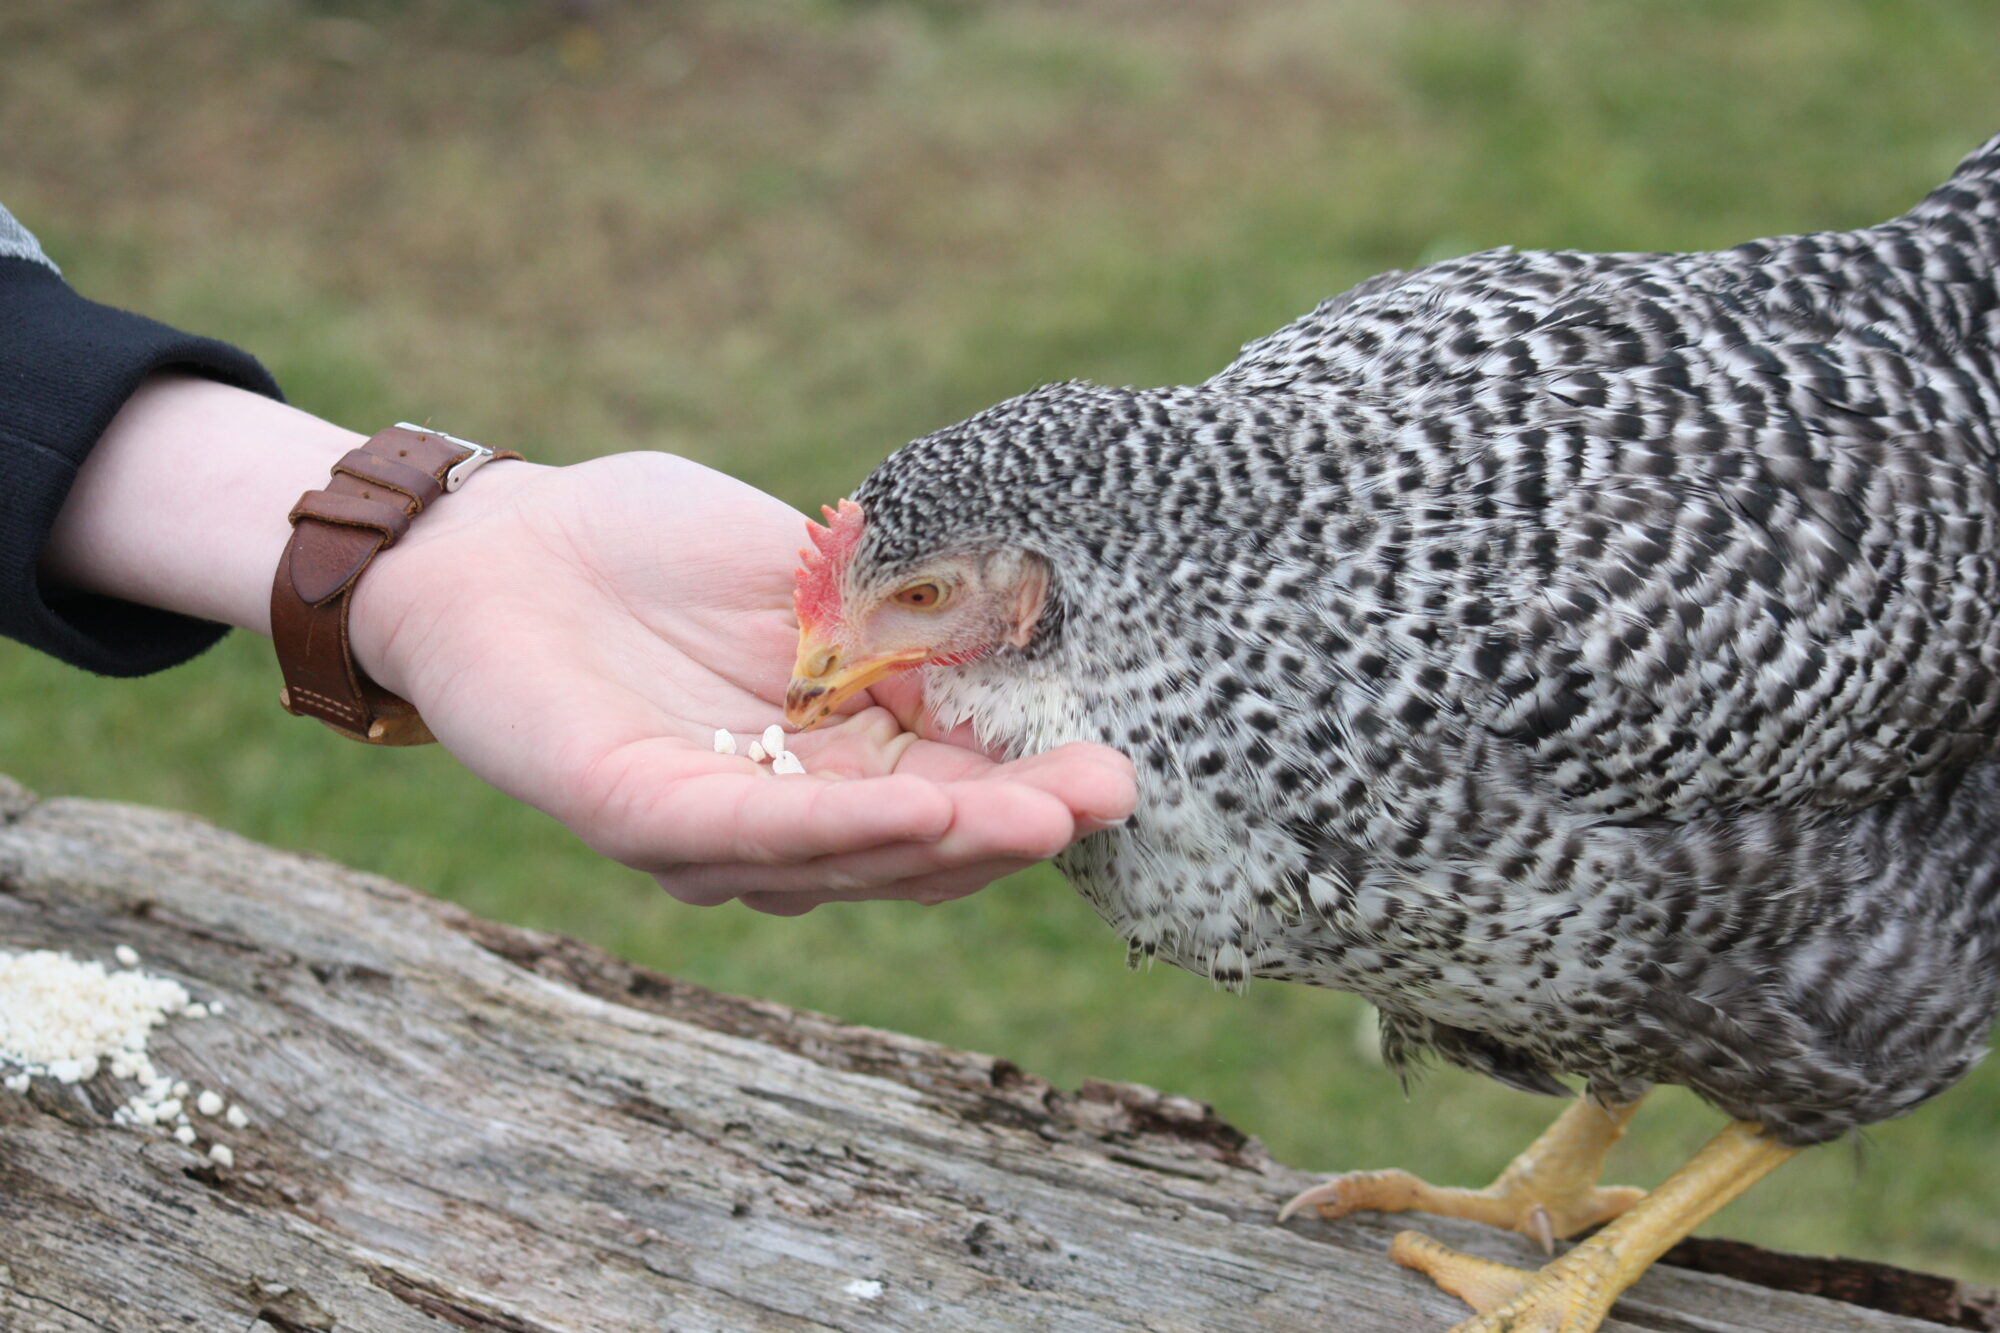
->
736, 857, 1033, 915
887, 740, 1138, 827
648, 777, 1076, 904
986, 742, 1139, 829
861, 673, 932, 737
577, 738, 959, 882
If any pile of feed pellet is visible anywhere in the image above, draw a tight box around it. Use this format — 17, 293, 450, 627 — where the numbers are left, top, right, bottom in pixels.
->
716, 723, 806, 774
0, 945, 248, 1166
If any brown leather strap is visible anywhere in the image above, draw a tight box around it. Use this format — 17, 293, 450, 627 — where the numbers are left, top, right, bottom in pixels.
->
271, 425, 520, 745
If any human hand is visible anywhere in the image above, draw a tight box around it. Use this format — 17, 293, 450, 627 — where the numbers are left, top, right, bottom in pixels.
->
349, 451, 1136, 913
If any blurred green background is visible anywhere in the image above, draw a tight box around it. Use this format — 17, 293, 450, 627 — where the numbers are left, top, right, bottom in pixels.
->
6, 0, 2000, 1282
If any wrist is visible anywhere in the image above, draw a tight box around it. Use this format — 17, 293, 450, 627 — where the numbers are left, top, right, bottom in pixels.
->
342, 454, 546, 701
45, 375, 538, 730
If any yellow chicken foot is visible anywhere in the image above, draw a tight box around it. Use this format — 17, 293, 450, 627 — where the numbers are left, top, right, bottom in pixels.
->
1279, 1095, 1646, 1252
1391, 1119, 1801, 1333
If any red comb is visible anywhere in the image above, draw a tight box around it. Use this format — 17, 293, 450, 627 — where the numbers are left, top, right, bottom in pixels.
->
794, 498, 866, 629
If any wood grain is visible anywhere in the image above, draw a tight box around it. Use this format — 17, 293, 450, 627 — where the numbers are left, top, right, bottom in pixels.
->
0, 776, 1989, 1332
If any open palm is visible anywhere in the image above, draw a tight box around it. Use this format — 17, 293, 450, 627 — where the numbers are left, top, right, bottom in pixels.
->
351, 451, 1136, 913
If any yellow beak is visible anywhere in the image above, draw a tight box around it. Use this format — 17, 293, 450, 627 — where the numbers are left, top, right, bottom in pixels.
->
784, 633, 930, 730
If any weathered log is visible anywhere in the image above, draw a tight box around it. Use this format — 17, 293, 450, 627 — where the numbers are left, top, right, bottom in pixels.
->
1, 774, 1992, 1333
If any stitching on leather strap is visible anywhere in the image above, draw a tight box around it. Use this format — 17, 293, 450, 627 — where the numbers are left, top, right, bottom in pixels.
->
284, 685, 366, 722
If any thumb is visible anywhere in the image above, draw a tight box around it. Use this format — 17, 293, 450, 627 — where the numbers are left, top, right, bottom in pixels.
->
864, 673, 931, 736
866, 673, 1013, 759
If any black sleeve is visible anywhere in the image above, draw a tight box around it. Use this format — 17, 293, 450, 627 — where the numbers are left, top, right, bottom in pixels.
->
0, 256, 285, 676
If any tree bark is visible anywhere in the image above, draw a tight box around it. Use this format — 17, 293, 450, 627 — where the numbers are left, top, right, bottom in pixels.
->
0, 776, 1992, 1332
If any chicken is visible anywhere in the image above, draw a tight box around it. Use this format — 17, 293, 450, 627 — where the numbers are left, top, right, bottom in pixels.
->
783, 133, 2000, 1332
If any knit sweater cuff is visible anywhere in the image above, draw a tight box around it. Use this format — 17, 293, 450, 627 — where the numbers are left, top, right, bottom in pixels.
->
0, 256, 284, 676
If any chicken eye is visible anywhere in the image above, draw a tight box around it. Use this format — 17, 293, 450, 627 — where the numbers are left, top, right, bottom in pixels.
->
892, 582, 947, 610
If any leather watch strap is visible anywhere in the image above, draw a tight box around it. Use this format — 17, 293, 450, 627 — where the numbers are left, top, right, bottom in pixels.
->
271, 424, 520, 745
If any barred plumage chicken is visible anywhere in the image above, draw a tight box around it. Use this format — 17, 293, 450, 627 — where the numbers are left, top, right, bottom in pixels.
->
784, 134, 2000, 1331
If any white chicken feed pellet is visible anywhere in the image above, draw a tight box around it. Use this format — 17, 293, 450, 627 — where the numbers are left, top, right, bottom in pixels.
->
196, 1089, 225, 1117
114, 945, 139, 968
45, 1056, 95, 1084
711, 720, 806, 773
208, 1143, 234, 1167
226, 1103, 250, 1128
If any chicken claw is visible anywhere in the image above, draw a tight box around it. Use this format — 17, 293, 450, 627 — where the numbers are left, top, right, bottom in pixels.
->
1388, 1119, 1800, 1333
1279, 1095, 1645, 1252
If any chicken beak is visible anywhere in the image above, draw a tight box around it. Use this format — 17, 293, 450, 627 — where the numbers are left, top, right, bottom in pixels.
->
784, 634, 930, 730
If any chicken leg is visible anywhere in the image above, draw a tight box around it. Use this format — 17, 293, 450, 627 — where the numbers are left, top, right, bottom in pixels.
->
1279, 1095, 1646, 1253
1392, 1119, 1800, 1333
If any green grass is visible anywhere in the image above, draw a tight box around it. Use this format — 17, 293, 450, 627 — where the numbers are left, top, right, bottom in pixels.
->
7, 0, 2000, 1282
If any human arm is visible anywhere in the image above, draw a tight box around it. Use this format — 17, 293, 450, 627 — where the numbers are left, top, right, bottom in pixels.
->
39, 374, 1137, 911
0, 211, 283, 672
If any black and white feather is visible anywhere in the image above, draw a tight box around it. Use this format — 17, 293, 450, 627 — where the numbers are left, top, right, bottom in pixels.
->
851, 134, 2000, 1145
